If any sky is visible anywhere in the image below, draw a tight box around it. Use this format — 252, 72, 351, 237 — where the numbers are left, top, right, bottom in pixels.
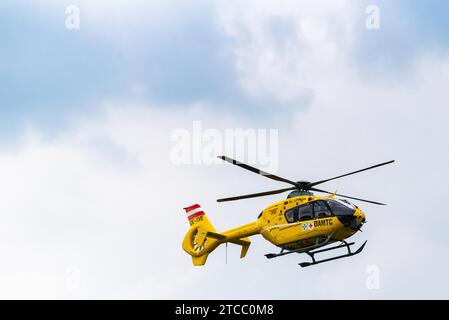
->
1, 0, 449, 299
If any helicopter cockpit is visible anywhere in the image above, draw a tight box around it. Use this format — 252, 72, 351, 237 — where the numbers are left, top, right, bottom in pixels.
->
285, 199, 356, 223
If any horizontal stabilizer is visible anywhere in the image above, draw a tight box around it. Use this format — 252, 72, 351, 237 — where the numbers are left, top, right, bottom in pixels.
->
206, 231, 251, 259
230, 238, 250, 246
206, 231, 226, 240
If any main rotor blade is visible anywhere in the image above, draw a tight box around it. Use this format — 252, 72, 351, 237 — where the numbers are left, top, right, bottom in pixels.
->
218, 156, 298, 187
217, 187, 297, 202
310, 187, 386, 206
308, 160, 395, 188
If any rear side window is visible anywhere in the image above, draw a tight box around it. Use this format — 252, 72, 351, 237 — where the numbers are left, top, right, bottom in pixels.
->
284, 203, 313, 223
285, 209, 296, 223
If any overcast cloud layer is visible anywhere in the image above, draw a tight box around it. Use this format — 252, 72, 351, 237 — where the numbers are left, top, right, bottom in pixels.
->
1, 0, 449, 299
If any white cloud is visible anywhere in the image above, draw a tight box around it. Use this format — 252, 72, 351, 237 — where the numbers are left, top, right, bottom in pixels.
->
218, 0, 357, 102
0, 105, 199, 298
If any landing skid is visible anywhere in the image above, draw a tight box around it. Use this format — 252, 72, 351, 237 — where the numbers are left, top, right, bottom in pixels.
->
265, 235, 332, 259
298, 240, 367, 268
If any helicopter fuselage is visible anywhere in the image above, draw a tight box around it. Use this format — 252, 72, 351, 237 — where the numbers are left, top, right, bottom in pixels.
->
257, 195, 365, 250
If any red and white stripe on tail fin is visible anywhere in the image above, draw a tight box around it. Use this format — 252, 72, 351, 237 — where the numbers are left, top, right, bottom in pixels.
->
183, 204, 205, 221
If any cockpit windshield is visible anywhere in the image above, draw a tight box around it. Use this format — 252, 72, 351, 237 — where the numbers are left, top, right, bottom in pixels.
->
338, 199, 357, 209
327, 199, 356, 216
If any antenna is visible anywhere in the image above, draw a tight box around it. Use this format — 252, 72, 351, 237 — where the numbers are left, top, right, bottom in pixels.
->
226, 242, 228, 264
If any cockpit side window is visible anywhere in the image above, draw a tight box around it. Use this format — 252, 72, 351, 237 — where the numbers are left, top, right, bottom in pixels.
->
297, 203, 313, 221
313, 201, 332, 218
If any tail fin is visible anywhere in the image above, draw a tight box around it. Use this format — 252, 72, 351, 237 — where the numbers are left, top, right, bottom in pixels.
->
182, 204, 251, 266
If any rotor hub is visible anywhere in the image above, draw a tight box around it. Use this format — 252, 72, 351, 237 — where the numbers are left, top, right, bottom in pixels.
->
296, 181, 311, 190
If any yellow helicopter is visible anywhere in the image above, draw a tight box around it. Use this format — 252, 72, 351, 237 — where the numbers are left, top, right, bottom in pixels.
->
182, 156, 394, 267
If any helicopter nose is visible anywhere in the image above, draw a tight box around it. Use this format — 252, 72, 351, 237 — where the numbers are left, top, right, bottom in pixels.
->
335, 208, 366, 230
353, 210, 366, 230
